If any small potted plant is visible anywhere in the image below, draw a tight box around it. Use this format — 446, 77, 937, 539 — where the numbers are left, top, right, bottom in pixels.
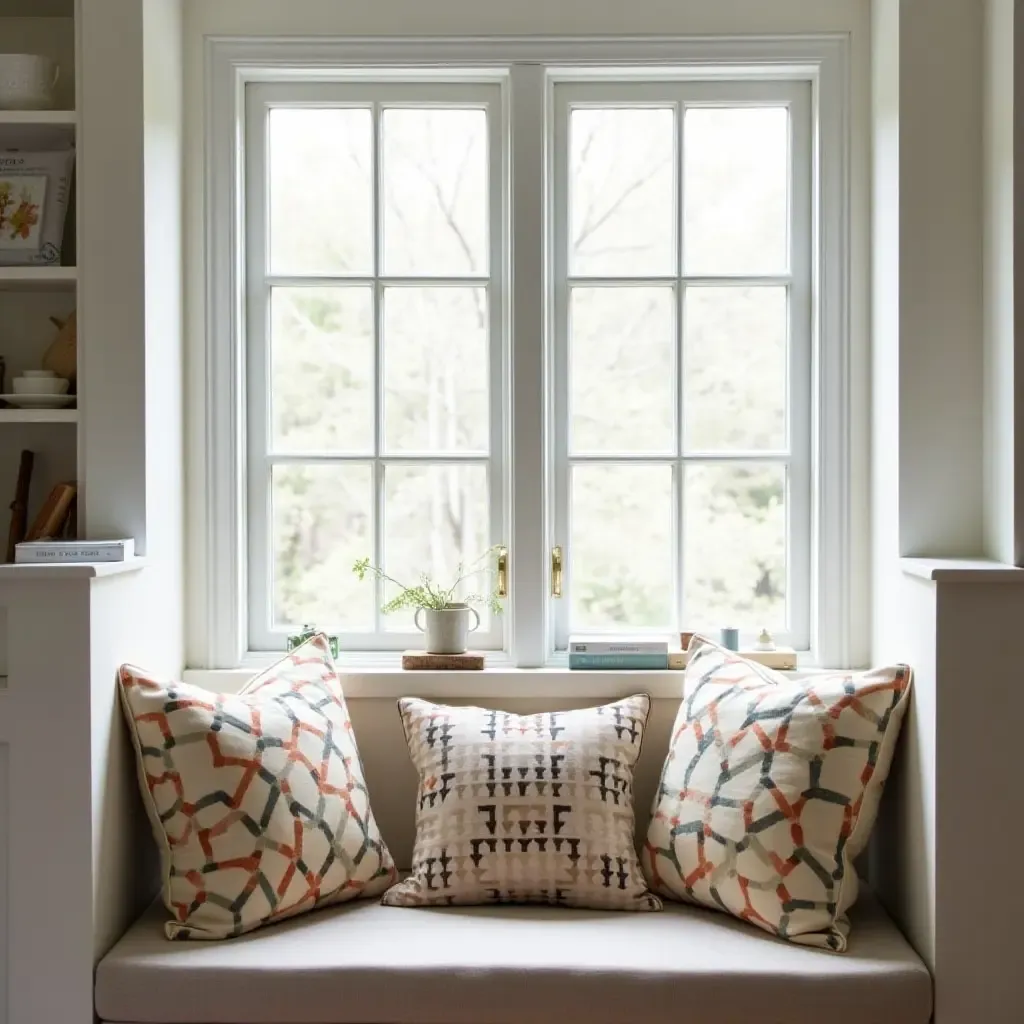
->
353, 547, 503, 655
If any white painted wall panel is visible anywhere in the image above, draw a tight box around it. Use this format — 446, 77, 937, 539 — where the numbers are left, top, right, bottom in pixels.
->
898, 0, 986, 557
0, 742, 8, 1024
185, 0, 869, 37
983, 0, 1016, 564
77, 0, 148, 549
3, 582, 94, 1024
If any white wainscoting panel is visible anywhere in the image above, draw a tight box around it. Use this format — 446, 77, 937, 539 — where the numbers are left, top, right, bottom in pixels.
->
0, 742, 7, 1024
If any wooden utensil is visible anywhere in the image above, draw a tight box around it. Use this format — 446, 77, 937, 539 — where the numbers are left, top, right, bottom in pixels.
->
25, 482, 76, 542
6, 449, 34, 562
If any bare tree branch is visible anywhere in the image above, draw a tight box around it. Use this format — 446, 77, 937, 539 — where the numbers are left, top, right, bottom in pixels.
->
572, 160, 668, 254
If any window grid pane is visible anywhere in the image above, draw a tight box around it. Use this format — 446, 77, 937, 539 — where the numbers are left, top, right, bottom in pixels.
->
252, 89, 500, 648
558, 90, 800, 643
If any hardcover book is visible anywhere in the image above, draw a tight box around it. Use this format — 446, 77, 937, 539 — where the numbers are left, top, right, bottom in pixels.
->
569, 635, 670, 655
568, 652, 669, 670
15, 538, 134, 563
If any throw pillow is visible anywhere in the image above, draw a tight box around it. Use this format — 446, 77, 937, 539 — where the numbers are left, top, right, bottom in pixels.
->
118, 635, 397, 940
383, 694, 661, 910
643, 639, 912, 950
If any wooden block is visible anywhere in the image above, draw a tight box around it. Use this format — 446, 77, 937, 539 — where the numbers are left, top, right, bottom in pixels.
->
402, 651, 485, 671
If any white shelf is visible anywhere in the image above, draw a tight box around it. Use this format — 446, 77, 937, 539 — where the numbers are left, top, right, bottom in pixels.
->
901, 557, 1024, 583
0, 110, 75, 126
0, 266, 76, 291
0, 408, 76, 424
0, 558, 146, 582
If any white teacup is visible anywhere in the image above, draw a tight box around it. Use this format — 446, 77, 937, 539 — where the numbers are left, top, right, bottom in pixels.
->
12, 376, 69, 396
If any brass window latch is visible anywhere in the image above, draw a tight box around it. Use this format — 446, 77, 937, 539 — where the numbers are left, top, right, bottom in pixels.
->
497, 545, 508, 598
551, 545, 563, 598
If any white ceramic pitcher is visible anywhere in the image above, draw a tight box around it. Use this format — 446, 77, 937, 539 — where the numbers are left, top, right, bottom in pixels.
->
414, 603, 481, 655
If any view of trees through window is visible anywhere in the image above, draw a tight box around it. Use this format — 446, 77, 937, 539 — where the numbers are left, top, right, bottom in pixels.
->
260, 95, 793, 641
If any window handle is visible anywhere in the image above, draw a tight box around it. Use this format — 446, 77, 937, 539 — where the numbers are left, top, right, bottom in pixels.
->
551, 546, 563, 598
497, 545, 508, 598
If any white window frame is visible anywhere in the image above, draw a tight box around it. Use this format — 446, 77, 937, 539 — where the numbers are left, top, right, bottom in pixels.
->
198, 34, 852, 671
549, 79, 813, 654
243, 80, 508, 654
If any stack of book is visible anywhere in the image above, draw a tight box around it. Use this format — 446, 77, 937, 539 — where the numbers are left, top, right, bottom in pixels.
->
568, 633, 798, 671
568, 636, 670, 670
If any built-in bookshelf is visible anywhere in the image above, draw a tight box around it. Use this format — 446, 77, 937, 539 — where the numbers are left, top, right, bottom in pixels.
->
0, 7, 79, 680
0, 8, 78, 540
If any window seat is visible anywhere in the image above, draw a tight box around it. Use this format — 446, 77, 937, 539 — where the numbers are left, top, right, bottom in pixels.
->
95, 887, 931, 1024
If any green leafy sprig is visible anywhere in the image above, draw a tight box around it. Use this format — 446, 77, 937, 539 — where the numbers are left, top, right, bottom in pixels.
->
353, 545, 504, 616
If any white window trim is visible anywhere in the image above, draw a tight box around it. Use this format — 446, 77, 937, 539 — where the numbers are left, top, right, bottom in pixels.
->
197, 33, 852, 671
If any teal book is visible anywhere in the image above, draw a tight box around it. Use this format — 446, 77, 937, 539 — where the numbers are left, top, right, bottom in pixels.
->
568, 652, 669, 670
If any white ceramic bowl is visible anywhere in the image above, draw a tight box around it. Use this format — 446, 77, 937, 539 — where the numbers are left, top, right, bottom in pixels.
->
12, 376, 69, 396
0, 54, 59, 111
22, 370, 55, 379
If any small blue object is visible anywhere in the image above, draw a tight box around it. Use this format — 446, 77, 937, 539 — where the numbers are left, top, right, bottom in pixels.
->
720, 626, 740, 651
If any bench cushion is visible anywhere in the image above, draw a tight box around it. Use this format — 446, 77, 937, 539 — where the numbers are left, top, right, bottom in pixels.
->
96, 889, 932, 1024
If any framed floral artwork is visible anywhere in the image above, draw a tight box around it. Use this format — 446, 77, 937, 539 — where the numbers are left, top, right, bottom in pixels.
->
0, 174, 47, 252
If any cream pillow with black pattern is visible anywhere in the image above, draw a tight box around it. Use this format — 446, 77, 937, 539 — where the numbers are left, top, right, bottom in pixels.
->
384, 694, 660, 911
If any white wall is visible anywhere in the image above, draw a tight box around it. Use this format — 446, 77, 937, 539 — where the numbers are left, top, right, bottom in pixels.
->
868, 3, 1024, 1019
77, 0, 147, 548
896, 0, 985, 557
141, 0, 186, 678
185, 0, 870, 37
871, 0, 902, 655
76, 0, 185, 676
984, 0, 1016, 564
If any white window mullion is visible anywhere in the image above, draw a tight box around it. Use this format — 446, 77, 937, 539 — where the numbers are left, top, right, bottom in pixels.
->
488, 82, 509, 656
371, 101, 385, 635
509, 63, 549, 667
244, 92, 272, 661
675, 98, 686, 633
788, 82, 814, 655
550, 74, 571, 657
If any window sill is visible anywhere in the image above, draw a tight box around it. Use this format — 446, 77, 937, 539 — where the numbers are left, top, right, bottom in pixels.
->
183, 656, 827, 699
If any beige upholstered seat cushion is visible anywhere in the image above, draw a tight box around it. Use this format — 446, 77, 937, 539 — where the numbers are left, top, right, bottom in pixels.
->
643, 639, 912, 951
118, 635, 396, 940
95, 890, 932, 1024
382, 694, 659, 910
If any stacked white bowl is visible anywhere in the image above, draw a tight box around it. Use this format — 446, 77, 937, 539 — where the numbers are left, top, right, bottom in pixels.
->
12, 370, 70, 396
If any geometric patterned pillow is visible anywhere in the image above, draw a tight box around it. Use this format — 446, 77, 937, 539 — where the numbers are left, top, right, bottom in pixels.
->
117, 634, 396, 940
642, 639, 912, 950
382, 695, 661, 911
